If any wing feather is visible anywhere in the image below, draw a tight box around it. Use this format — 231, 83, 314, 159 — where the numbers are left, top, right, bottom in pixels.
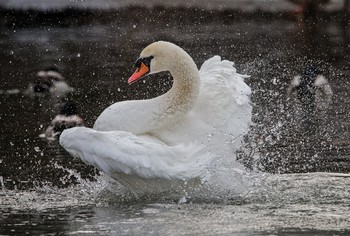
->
196, 56, 252, 136
60, 127, 212, 180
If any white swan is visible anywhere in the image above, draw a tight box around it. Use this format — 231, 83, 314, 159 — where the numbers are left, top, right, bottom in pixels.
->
60, 41, 252, 194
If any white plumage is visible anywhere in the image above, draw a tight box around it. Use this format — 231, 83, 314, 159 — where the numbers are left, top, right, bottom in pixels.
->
60, 41, 252, 194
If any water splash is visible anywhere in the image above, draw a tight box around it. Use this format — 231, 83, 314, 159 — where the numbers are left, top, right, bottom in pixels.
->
0, 167, 107, 211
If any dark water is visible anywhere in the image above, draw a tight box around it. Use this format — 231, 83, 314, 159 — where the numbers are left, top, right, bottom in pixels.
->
0, 7, 350, 235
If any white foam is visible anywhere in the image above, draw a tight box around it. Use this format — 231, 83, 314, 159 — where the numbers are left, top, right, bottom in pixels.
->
0, 172, 108, 211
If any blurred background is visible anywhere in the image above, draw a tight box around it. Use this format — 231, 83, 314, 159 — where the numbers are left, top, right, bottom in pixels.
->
0, 0, 349, 190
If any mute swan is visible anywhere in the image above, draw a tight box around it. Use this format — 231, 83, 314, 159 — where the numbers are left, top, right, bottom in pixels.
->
40, 102, 84, 140
60, 41, 252, 194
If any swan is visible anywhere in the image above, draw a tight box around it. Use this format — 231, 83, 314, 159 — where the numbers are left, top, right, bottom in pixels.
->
60, 41, 252, 194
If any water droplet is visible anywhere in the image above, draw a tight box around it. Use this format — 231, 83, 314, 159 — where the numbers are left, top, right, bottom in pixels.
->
272, 78, 278, 85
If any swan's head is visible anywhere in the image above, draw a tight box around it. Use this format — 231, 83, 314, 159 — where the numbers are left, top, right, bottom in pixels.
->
128, 41, 182, 84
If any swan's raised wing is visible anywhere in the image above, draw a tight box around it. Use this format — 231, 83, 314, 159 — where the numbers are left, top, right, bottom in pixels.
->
60, 127, 211, 180
196, 55, 252, 139
199, 55, 251, 106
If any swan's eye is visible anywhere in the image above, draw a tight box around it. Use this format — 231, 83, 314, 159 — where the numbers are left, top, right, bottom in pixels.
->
129, 56, 154, 84
135, 56, 154, 69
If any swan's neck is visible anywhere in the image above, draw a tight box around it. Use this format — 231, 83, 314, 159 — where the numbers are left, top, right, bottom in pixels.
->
156, 52, 200, 126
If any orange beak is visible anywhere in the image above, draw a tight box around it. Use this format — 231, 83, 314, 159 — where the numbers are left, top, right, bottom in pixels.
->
128, 62, 150, 84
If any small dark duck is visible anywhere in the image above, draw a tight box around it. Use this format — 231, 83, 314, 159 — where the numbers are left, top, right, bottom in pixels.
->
40, 102, 84, 140
26, 66, 74, 98
288, 64, 333, 110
